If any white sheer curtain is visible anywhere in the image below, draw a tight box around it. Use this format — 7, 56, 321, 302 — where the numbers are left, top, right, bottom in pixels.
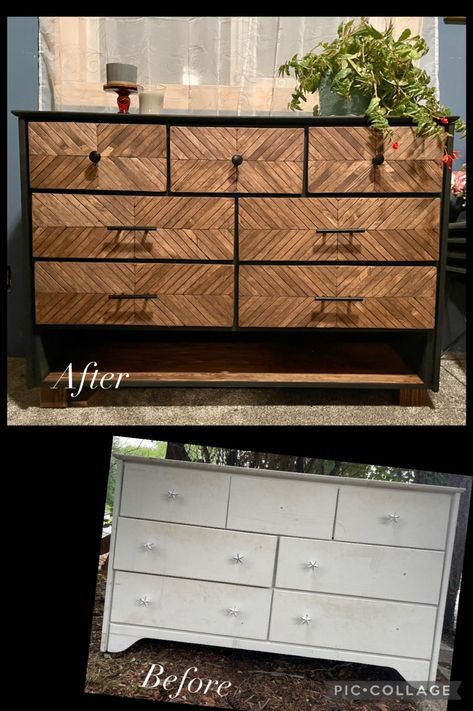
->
39, 16, 438, 114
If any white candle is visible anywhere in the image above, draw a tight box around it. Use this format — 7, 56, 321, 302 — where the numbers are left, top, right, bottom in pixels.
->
106, 63, 137, 85
139, 86, 165, 114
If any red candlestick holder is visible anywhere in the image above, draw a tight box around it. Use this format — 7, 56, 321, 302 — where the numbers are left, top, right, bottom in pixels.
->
103, 82, 139, 114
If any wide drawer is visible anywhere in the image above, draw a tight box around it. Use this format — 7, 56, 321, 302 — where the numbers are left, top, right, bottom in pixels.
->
170, 126, 304, 193
111, 571, 272, 639
239, 265, 436, 328
28, 122, 167, 191
31, 194, 234, 260
334, 486, 451, 550
276, 537, 443, 604
269, 590, 437, 658
34, 262, 234, 326
114, 518, 277, 587
227, 476, 337, 538
120, 462, 230, 528
308, 126, 443, 193
239, 197, 440, 262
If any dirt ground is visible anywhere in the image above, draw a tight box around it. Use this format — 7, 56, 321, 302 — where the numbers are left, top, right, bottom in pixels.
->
86, 571, 421, 710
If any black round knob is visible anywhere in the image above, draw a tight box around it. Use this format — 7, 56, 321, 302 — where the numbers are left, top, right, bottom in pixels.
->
88, 150, 101, 164
372, 153, 385, 166
232, 154, 243, 167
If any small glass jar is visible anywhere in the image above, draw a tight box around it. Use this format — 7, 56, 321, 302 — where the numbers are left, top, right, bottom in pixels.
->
138, 85, 166, 114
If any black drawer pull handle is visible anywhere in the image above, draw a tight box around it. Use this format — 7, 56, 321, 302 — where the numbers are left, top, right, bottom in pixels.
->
316, 229, 366, 234
232, 154, 243, 167
314, 297, 364, 302
106, 226, 156, 231
372, 154, 385, 166
109, 294, 158, 300
88, 150, 101, 164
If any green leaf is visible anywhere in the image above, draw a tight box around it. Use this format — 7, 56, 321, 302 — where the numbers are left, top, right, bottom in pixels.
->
397, 28, 411, 42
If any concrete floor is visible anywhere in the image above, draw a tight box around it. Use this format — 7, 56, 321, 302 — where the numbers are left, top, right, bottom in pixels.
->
7, 354, 465, 426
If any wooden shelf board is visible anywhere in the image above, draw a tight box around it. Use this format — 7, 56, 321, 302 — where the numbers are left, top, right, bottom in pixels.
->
43, 339, 423, 387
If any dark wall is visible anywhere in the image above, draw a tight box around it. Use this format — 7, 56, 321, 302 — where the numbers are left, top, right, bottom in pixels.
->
439, 19, 466, 352
7, 17, 38, 356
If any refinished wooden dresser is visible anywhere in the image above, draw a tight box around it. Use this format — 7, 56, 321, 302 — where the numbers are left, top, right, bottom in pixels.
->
101, 455, 463, 685
13, 112, 454, 406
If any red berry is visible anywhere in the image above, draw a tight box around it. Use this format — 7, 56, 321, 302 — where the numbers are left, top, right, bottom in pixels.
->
440, 117, 448, 124
392, 142, 399, 149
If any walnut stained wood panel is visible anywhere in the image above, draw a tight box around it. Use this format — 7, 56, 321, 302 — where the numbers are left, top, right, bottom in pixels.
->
239, 265, 436, 328
239, 197, 440, 261
134, 264, 234, 326
35, 262, 136, 325
134, 197, 234, 259
170, 126, 304, 193
35, 262, 234, 326
32, 194, 135, 259
29, 122, 166, 191
308, 127, 444, 193
239, 197, 338, 261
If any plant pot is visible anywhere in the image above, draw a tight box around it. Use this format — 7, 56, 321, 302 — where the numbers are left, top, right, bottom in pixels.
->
318, 76, 370, 117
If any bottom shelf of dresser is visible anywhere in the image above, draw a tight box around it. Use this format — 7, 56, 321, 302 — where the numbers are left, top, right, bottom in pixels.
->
32, 331, 435, 406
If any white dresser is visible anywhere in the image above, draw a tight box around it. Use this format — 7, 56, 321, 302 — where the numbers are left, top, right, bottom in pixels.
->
101, 455, 463, 684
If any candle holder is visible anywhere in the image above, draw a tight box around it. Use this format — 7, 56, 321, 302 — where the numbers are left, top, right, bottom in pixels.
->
103, 81, 139, 114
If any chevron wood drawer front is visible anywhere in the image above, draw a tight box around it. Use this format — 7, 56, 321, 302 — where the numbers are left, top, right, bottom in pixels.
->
170, 127, 304, 193
308, 127, 443, 193
133, 264, 234, 326
134, 197, 234, 259
35, 262, 234, 327
29, 122, 166, 191
239, 197, 439, 262
239, 265, 338, 328
35, 262, 136, 325
32, 194, 135, 259
239, 197, 338, 261
239, 265, 436, 328
336, 197, 440, 261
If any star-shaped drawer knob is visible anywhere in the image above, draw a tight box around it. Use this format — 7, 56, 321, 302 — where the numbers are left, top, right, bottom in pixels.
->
227, 606, 240, 616
167, 489, 178, 500
306, 560, 319, 570
300, 613, 312, 624
233, 553, 245, 564
138, 596, 151, 607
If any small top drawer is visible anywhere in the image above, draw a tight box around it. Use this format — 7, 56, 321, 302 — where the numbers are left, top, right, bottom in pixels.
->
171, 126, 304, 193
308, 126, 444, 193
334, 485, 452, 550
120, 462, 230, 528
29, 122, 167, 191
227, 475, 338, 538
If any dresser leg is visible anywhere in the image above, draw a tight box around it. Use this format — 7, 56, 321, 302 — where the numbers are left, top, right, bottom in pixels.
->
40, 386, 70, 408
39, 386, 98, 408
398, 387, 431, 407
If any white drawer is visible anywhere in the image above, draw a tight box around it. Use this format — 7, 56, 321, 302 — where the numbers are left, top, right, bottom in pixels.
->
120, 462, 230, 528
227, 476, 337, 538
334, 486, 451, 550
111, 571, 272, 640
114, 518, 277, 587
276, 537, 444, 604
269, 590, 436, 659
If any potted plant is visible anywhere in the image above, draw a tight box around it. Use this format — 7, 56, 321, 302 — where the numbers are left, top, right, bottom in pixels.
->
278, 17, 466, 143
